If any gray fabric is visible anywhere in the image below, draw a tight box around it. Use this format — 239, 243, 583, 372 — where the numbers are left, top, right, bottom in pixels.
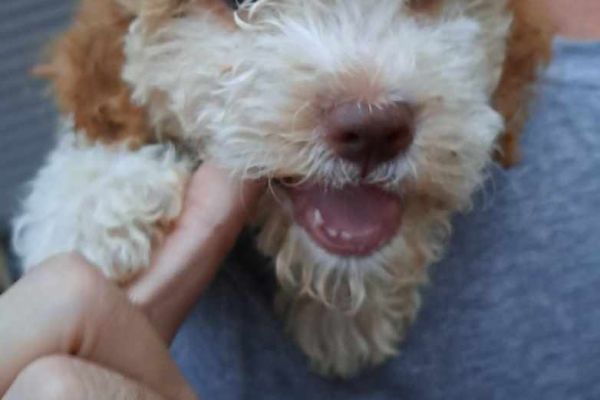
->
0, 1, 75, 229
171, 38, 600, 400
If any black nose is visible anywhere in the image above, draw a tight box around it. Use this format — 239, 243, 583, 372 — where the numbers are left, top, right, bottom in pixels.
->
323, 101, 415, 176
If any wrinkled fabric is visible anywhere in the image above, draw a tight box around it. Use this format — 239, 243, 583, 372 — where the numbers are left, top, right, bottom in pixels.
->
172, 38, 600, 400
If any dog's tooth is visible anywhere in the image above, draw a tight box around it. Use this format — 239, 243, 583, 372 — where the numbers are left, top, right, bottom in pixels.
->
326, 228, 339, 238
313, 209, 324, 227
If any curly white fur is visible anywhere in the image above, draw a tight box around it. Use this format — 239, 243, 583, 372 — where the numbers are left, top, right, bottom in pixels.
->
13, 122, 191, 280
14, 0, 516, 377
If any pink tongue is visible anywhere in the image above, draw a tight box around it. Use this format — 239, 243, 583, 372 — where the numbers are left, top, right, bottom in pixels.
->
288, 184, 403, 256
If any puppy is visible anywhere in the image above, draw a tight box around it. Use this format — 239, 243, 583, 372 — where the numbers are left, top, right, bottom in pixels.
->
13, 0, 553, 377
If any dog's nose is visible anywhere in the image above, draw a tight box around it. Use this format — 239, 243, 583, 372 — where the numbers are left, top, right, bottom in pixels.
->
323, 101, 414, 175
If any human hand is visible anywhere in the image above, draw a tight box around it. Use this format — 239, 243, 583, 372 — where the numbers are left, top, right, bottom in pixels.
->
0, 255, 199, 399
127, 162, 264, 341
0, 162, 263, 399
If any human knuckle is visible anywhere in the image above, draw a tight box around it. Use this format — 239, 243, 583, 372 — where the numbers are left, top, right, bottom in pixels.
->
27, 253, 118, 323
37, 253, 94, 275
32, 252, 95, 281
13, 356, 85, 400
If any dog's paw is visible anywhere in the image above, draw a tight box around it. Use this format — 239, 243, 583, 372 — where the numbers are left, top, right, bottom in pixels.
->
74, 172, 186, 281
13, 136, 191, 282
282, 290, 419, 378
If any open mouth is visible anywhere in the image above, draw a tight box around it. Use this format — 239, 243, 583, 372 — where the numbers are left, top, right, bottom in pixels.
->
286, 182, 404, 257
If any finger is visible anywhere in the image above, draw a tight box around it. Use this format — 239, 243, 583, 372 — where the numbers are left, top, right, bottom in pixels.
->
127, 162, 264, 341
5, 355, 167, 400
0, 255, 196, 400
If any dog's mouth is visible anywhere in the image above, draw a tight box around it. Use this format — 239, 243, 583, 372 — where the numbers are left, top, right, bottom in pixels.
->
286, 182, 404, 257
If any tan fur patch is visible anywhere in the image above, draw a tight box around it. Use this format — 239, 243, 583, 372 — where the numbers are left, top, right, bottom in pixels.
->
493, 0, 554, 167
38, 0, 235, 147
36, 0, 150, 147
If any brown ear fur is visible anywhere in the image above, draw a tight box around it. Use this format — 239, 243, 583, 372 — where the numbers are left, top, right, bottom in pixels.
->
38, 0, 234, 147
493, 0, 554, 167
37, 0, 151, 147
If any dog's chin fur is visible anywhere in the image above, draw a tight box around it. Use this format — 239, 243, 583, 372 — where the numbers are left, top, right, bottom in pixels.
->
256, 187, 447, 376
13, 0, 553, 378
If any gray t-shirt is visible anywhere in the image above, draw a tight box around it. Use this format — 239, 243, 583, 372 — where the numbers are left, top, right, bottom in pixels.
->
172, 38, 600, 400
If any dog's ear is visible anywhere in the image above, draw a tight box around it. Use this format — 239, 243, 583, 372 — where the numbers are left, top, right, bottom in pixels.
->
492, 0, 554, 167
35, 0, 151, 147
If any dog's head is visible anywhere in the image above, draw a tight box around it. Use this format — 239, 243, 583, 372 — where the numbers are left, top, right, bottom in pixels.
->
44, 0, 552, 309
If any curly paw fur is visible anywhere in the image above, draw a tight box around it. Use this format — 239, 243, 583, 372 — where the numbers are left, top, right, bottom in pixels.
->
13, 128, 191, 281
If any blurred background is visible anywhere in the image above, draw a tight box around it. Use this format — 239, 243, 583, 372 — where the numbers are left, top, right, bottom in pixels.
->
0, 1, 76, 289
